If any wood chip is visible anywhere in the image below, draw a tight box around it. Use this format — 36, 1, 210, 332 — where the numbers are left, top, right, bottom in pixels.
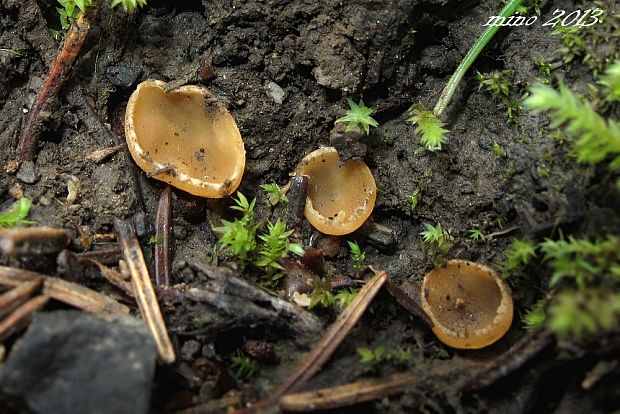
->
86, 145, 123, 163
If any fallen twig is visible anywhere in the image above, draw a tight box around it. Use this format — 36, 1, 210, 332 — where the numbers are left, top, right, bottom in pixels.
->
155, 186, 172, 286
175, 392, 242, 414
0, 266, 130, 315
280, 372, 416, 412
286, 175, 308, 229
384, 278, 432, 327
115, 218, 176, 364
0, 295, 49, 342
87, 259, 134, 297
460, 327, 555, 391
74, 247, 122, 265
0, 278, 42, 318
14, 14, 92, 163
486, 225, 520, 240
235, 270, 388, 414
0, 227, 71, 256
163, 263, 323, 340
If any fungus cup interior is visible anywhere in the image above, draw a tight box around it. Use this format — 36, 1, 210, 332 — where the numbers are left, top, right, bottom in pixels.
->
421, 260, 514, 349
125, 79, 245, 198
295, 147, 376, 236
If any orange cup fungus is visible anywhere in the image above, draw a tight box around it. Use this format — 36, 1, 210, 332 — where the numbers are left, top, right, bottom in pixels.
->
295, 147, 376, 236
420, 260, 514, 349
124, 80, 245, 198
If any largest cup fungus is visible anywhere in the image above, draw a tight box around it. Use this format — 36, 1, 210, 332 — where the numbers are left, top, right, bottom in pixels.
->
124, 80, 245, 198
295, 147, 376, 236
421, 260, 514, 349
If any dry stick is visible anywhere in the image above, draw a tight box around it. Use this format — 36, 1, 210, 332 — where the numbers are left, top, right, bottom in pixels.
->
0, 227, 71, 256
74, 247, 122, 263
175, 392, 242, 414
384, 278, 432, 327
286, 175, 308, 229
280, 329, 555, 412
0, 278, 42, 316
114, 219, 176, 364
486, 225, 520, 240
461, 327, 555, 391
280, 372, 417, 412
235, 270, 388, 414
0, 266, 130, 315
15, 14, 91, 163
0, 295, 49, 342
155, 186, 172, 286
86, 259, 134, 297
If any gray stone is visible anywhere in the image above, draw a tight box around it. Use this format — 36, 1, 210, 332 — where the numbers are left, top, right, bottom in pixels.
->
180, 339, 201, 361
264, 81, 285, 104
104, 66, 142, 88
0, 310, 157, 414
16, 161, 37, 184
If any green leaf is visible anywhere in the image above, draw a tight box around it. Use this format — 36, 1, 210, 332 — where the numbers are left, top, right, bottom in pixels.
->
347, 241, 365, 270
468, 229, 486, 241
407, 190, 420, 210
0, 198, 35, 228
334, 288, 358, 309
524, 82, 620, 171
335, 99, 379, 135
357, 348, 375, 363
260, 182, 288, 205
522, 302, 546, 330
600, 60, 620, 102
289, 242, 305, 256
111, 0, 147, 12
407, 106, 448, 151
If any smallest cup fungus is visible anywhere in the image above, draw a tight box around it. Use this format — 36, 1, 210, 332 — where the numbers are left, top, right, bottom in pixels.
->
295, 147, 376, 236
124, 79, 245, 198
420, 260, 513, 349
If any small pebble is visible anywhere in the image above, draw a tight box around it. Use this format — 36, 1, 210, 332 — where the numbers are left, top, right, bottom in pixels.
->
243, 340, 277, 364
16, 161, 37, 184
8, 184, 23, 199
180, 340, 202, 361
317, 236, 341, 257
264, 82, 285, 104
202, 343, 216, 359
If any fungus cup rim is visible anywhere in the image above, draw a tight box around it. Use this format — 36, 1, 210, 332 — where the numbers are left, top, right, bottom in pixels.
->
420, 259, 514, 349
295, 147, 376, 236
124, 79, 245, 198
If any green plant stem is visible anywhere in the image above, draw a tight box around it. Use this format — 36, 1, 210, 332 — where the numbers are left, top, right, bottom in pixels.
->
433, 0, 524, 117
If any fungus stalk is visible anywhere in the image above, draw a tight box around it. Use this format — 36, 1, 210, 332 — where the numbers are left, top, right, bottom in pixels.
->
433, 0, 524, 117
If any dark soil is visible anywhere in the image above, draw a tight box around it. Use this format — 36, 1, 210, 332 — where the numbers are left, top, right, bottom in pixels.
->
1, 0, 619, 412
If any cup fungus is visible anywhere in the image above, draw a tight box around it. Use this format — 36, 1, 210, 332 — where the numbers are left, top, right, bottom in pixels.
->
295, 147, 376, 236
124, 80, 245, 198
420, 260, 513, 349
